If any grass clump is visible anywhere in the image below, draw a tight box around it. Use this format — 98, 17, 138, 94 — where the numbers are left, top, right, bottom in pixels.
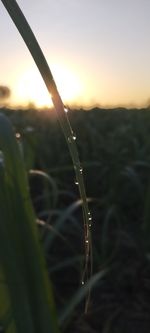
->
0, 0, 94, 329
1, 0, 92, 299
0, 113, 60, 333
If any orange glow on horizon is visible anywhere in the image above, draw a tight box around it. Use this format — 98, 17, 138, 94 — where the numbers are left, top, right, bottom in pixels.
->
13, 63, 83, 108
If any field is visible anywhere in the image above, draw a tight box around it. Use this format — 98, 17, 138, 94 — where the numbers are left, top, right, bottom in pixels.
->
1, 106, 150, 332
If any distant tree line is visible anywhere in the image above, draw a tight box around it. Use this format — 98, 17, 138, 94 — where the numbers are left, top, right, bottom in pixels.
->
0, 85, 11, 101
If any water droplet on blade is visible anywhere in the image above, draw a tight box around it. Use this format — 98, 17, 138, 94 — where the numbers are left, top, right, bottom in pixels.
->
16, 132, 21, 139
68, 136, 72, 143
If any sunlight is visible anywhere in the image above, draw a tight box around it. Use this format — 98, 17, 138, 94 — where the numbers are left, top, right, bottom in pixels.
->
51, 63, 82, 103
16, 67, 53, 108
15, 64, 83, 108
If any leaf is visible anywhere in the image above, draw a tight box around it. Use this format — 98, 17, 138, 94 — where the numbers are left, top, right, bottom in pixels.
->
0, 114, 60, 333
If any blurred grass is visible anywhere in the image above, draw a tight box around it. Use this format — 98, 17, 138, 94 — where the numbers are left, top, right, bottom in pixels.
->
0, 113, 60, 333
2, 106, 150, 252
1, 106, 150, 331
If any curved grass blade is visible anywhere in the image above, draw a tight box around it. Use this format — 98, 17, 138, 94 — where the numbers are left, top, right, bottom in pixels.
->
59, 269, 108, 325
0, 268, 16, 333
0, 0, 92, 307
29, 169, 58, 208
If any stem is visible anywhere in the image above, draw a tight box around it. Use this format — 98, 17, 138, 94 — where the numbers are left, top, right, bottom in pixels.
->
1, 0, 92, 311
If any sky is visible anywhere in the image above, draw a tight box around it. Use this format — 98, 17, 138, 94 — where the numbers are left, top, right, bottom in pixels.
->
0, 0, 150, 109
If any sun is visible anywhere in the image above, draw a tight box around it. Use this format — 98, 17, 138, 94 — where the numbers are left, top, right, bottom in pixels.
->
15, 63, 83, 108
51, 63, 82, 103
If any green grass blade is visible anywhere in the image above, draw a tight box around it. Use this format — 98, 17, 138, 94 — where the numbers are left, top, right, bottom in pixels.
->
59, 269, 108, 325
0, 0, 92, 304
0, 164, 34, 333
0, 267, 16, 332
0, 114, 60, 333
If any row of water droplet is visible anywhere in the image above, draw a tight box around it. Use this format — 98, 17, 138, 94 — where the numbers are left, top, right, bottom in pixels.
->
63, 108, 93, 290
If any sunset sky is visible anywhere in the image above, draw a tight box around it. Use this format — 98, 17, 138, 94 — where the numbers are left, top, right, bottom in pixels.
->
0, 0, 150, 109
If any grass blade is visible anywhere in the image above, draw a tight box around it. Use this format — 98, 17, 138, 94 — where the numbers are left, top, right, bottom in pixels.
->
0, 0, 93, 308
0, 114, 60, 333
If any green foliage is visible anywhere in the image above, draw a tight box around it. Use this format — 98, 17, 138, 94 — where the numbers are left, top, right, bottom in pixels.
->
0, 113, 60, 333
0, 105, 150, 331
1, 1, 150, 329
1, 0, 92, 306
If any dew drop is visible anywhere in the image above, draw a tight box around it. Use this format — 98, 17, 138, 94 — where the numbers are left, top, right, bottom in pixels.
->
16, 133, 23, 156
85, 239, 89, 244
16, 132, 21, 139
67, 136, 72, 143
79, 167, 83, 174
75, 181, 79, 185
68, 134, 76, 142
81, 281, 85, 285
89, 217, 92, 221
64, 107, 68, 113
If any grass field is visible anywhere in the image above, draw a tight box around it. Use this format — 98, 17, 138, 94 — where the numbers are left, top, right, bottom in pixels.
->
1, 106, 150, 332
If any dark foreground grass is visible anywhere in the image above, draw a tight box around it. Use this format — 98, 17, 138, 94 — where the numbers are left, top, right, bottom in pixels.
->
0, 113, 60, 333
1, 106, 150, 332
